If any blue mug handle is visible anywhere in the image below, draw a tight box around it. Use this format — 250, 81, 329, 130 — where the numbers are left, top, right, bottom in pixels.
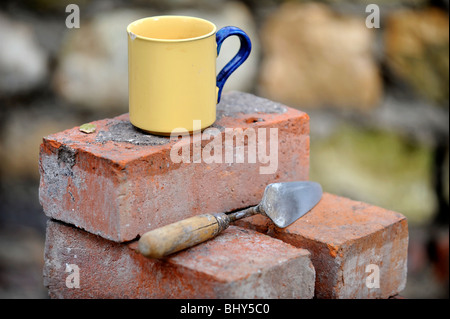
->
216, 26, 252, 103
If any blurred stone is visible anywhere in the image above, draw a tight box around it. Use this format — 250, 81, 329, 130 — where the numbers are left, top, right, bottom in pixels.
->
402, 226, 449, 298
0, 104, 81, 180
0, 225, 47, 298
22, 0, 90, 13
385, 8, 449, 106
25, 15, 68, 59
314, 0, 428, 5
258, 2, 382, 110
309, 123, 436, 225
0, 12, 48, 96
171, 1, 260, 94
151, 0, 226, 9
53, 3, 257, 113
309, 94, 449, 147
53, 9, 152, 114
0, 177, 47, 232
444, 150, 449, 205
428, 227, 449, 283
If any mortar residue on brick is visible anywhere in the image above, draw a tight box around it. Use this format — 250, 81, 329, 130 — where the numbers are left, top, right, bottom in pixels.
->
94, 91, 287, 145
57, 145, 77, 169
95, 120, 170, 146
216, 91, 287, 120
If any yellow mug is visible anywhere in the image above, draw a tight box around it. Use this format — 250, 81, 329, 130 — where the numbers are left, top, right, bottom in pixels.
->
127, 16, 252, 135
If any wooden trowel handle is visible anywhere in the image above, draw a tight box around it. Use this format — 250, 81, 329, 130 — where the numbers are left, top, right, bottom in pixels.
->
138, 213, 230, 259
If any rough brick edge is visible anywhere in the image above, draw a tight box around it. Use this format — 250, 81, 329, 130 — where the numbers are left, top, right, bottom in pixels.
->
39, 142, 123, 240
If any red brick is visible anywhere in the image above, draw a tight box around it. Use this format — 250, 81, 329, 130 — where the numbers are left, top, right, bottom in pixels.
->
238, 193, 409, 299
43, 220, 315, 299
39, 92, 310, 242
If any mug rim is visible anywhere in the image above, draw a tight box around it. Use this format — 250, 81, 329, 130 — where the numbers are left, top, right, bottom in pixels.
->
127, 15, 217, 43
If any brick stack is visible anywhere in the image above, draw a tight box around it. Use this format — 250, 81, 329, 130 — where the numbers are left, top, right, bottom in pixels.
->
39, 91, 408, 299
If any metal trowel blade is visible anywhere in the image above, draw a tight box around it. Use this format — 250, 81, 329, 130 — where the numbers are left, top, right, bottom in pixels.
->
260, 181, 323, 228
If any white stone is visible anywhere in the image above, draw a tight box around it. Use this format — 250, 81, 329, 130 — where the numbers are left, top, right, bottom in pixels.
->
53, 9, 154, 113
0, 13, 48, 95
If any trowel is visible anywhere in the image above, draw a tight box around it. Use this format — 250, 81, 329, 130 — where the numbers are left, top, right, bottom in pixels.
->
138, 181, 323, 258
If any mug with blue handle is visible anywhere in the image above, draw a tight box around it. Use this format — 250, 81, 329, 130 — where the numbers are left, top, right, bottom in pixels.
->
127, 16, 252, 135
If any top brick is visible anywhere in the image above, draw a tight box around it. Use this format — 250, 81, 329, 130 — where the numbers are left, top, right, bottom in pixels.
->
39, 92, 310, 242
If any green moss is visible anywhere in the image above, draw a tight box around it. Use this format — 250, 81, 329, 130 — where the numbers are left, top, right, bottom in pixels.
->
310, 124, 436, 225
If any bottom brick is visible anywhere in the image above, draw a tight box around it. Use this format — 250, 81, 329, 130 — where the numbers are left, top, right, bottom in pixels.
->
43, 220, 315, 299
237, 193, 409, 299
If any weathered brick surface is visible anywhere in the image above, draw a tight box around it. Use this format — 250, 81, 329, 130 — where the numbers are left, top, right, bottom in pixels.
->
39, 91, 310, 242
237, 193, 409, 299
44, 220, 315, 299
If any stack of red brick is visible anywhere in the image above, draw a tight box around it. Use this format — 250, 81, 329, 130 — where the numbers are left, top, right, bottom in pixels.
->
39, 91, 408, 299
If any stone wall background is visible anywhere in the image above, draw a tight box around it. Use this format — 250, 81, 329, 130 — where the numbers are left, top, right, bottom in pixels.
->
0, 0, 448, 298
